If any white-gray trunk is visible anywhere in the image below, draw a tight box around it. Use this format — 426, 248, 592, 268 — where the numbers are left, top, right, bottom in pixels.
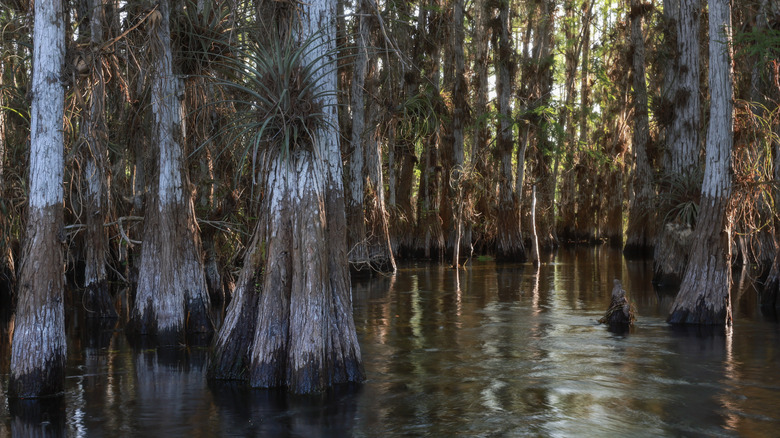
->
10, 0, 66, 398
667, 0, 701, 175
347, 0, 369, 267
130, 0, 212, 342
668, 0, 733, 325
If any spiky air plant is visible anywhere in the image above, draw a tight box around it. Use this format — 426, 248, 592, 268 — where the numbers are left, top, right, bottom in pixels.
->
171, 0, 234, 76
656, 167, 703, 228
211, 28, 338, 183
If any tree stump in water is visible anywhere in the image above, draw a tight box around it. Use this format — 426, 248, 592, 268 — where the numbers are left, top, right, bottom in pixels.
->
599, 279, 636, 327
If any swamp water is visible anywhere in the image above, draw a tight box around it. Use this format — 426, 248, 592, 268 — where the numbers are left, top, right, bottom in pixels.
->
1, 247, 779, 436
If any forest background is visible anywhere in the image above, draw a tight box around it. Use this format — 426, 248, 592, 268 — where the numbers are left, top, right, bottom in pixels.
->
0, 0, 779, 393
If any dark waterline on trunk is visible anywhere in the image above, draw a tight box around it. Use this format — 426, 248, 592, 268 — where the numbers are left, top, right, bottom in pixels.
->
1, 247, 779, 436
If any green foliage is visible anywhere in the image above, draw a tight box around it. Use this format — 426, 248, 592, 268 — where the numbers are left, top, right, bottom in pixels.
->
396, 84, 442, 145
172, 0, 234, 75
211, 27, 339, 181
657, 168, 703, 227
734, 27, 780, 62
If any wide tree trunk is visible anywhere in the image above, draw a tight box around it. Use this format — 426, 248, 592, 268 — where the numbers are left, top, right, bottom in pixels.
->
624, 0, 656, 255
668, 0, 733, 325
81, 0, 117, 318
494, 0, 524, 261
9, 0, 66, 398
653, 0, 702, 281
211, 0, 364, 393
128, 0, 213, 344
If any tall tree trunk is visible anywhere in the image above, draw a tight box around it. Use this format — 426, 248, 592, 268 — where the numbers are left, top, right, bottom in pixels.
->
575, 0, 596, 241
759, 0, 780, 310
471, 0, 491, 246
345, 0, 395, 272
624, 0, 656, 255
558, 0, 581, 242
81, 0, 117, 318
347, 0, 370, 270
9, 0, 66, 398
414, 0, 444, 260
442, 0, 468, 262
668, 0, 733, 325
526, 0, 557, 248
364, 53, 396, 272
494, 0, 524, 261
128, 0, 213, 343
212, 0, 364, 393
653, 0, 702, 281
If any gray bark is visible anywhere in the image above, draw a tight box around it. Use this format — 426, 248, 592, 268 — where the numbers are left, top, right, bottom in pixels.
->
495, 0, 524, 261
668, 0, 733, 325
653, 0, 702, 282
212, 0, 364, 392
129, 0, 213, 343
9, 0, 66, 398
82, 0, 116, 318
624, 0, 656, 254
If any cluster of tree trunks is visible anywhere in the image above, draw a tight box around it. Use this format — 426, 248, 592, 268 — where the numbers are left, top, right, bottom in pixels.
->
3, 0, 777, 400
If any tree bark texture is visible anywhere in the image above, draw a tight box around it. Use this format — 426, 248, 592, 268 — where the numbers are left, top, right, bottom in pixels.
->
654, 0, 702, 282
494, 0, 524, 261
213, 0, 364, 393
624, 0, 656, 255
346, 0, 369, 269
442, 0, 468, 261
364, 82, 397, 272
668, 0, 733, 325
9, 0, 66, 398
527, 0, 557, 248
129, 0, 213, 343
81, 0, 117, 318
666, 0, 701, 176
471, 0, 491, 245
558, 0, 581, 242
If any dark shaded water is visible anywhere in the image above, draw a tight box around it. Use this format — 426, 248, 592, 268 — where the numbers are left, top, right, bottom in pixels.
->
2, 248, 780, 436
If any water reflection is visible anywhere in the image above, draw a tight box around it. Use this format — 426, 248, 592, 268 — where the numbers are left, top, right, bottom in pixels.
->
1, 248, 780, 435
351, 248, 780, 436
208, 382, 361, 436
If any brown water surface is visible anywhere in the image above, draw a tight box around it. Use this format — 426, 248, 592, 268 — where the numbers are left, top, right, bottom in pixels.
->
1, 247, 779, 436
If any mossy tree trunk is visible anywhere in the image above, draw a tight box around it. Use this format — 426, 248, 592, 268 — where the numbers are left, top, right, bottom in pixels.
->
211, 0, 364, 393
494, 0, 524, 261
624, 0, 656, 256
653, 0, 702, 281
471, 0, 491, 248
128, 0, 213, 344
668, 0, 733, 325
81, 0, 117, 318
346, 0, 369, 270
442, 0, 468, 263
9, 0, 66, 398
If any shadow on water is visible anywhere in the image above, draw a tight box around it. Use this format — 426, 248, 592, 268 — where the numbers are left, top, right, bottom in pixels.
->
8, 396, 67, 438
2, 248, 780, 435
208, 381, 362, 437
